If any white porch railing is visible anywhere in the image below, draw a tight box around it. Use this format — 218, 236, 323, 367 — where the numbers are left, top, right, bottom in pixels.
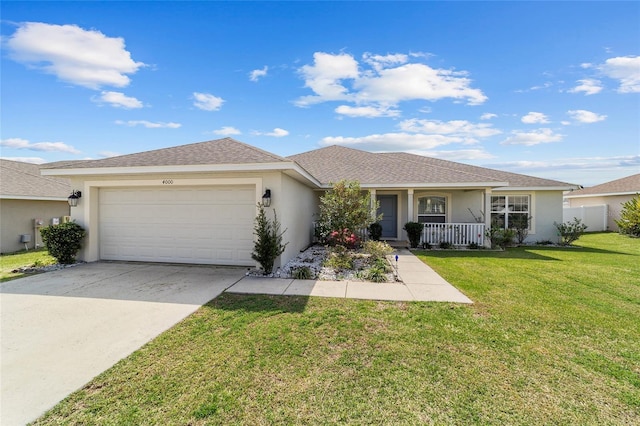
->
421, 223, 485, 246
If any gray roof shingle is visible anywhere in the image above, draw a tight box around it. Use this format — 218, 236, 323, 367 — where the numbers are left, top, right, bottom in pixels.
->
565, 173, 640, 197
41, 138, 289, 170
0, 159, 71, 198
288, 145, 573, 188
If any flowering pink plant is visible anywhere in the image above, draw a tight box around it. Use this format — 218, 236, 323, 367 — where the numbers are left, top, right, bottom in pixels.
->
328, 228, 359, 249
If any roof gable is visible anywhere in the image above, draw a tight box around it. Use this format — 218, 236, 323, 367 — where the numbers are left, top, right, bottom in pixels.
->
566, 173, 640, 197
41, 138, 289, 170
0, 159, 70, 199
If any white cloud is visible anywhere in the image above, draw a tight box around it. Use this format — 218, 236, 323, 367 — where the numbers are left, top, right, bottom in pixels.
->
254, 128, 289, 137
354, 63, 487, 106
0, 156, 47, 164
93, 91, 143, 109
115, 120, 181, 128
569, 78, 603, 95
480, 113, 497, 120
295, 51, 487, 110
500, 128, 563, 146
213, 126, 241, 136
599, 56, 640, 93
399, 118, 501, 141
362, 52, 409, 71
335, 105, 400, 118
296, 52, 359, 106
193, 92, 225, 111
567, 109, 607, 123
249, 66, 268, 82
98, 150, 121, 157
321, 133, 466, 151
486, 155, 639, 172
0, 137, 80, 154
6, 22, 144, 89
521, 112, 550, 124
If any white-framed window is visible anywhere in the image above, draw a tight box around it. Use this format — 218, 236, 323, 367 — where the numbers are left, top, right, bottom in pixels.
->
418, 195, 446, 223
491, 195, 531, 229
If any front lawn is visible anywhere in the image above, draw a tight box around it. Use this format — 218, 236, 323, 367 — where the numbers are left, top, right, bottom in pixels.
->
0, 249, 56, 282
34, 233, 639, 424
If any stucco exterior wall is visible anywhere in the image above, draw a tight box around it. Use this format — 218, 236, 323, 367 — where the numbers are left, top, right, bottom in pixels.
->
0, 199, 70, 253
276, 173, 318, 268
567, 194, 633, 231
524, 190, 563, 243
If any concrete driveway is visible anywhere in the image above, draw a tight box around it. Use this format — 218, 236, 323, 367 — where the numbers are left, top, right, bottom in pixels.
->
0, 262, 245, 425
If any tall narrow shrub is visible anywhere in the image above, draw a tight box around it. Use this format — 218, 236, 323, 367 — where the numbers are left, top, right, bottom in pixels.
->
252, 204, 288, 274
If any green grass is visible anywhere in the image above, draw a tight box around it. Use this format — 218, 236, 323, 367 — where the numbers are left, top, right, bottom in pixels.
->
33, 233, 639, 424
0, 248, 56, 282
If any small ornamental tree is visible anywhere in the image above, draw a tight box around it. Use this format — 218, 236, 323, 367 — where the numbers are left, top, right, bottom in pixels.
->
252, 204, 288, 275
40, 221, 86, 264
615, 194, 640, 237
317, 180, 380, 246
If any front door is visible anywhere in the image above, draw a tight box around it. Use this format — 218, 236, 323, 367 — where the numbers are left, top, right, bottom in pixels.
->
377, 195, 397, 239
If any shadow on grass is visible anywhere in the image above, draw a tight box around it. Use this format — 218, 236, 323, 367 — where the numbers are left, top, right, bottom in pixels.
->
208, 292, 310, 314
413, 244, 634, 261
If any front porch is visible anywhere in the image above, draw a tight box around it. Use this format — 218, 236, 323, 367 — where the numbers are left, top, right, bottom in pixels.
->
371, 187, 496, 247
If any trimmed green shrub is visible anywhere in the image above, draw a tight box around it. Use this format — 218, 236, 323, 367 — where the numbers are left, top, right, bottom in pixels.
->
40, 221, 86, 264
368, 222, 383, 241
252, 204, 288, 274
403, 222, 423, 248
439, 241, 454, 249
616, 193, 640, 237
554, 218, 588, 246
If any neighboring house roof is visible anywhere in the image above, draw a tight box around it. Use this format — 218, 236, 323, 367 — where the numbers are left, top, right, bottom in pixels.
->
565, 173, 640, 198
288, 145, 573, 189
0, 159, 71, 200
40, 138, 289, 169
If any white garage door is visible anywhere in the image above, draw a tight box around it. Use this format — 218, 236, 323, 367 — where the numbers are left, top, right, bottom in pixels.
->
99, 186, 255, 265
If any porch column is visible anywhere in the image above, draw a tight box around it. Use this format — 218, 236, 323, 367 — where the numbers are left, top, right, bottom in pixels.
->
484, 187, 492, 248
407, 189, 414, 222
370, 189, 377, 219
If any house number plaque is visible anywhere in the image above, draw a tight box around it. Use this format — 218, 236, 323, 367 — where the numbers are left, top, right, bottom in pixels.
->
162, 179, 174, 185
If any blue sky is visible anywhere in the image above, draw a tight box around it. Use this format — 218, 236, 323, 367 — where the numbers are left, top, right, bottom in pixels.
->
1, 1, 638, 186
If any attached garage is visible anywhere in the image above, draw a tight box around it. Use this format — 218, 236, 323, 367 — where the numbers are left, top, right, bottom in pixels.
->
99, 186, 255, 266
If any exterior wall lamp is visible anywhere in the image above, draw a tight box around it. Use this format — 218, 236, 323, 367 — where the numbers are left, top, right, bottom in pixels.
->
262, 189, 272, 207
68, 190, 82, 207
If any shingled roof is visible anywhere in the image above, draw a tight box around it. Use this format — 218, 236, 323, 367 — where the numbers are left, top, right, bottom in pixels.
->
0, 159, 70, 199
565, 173, 640, 197
41, 138, 289, 170
288, 145, 573, 188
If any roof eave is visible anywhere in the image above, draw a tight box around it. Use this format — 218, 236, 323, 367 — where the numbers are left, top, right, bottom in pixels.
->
495, 185, 579, 191
565, 190, 640, 199
0, 195, 69, 201
41, 162, 297, 176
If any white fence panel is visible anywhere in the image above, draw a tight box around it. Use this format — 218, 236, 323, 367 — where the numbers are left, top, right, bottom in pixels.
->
421, 223, 485, 246
563, 205, 608, 232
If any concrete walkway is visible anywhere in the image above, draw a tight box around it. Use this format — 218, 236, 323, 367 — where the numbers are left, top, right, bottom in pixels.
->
227, 249, 472, 304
